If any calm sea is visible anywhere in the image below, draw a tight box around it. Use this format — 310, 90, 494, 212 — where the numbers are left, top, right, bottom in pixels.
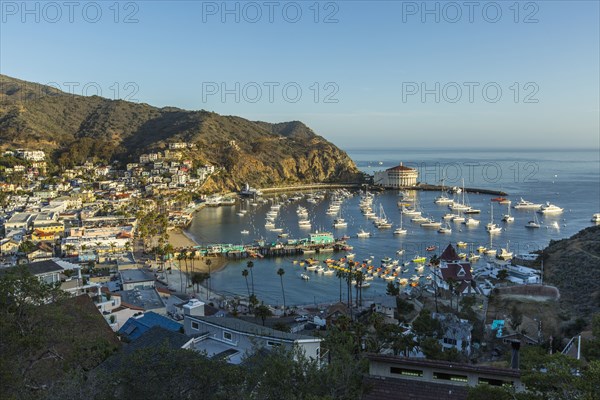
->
187, 149, 600, 306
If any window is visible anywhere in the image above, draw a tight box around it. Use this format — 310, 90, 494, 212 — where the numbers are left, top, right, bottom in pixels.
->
443, 338, 458, 345
191, 321, 199, 330
223, 331, 232, 341
267, 340, 281, 347
391, 367, 423, 377
433, 372, 468, 383
478, 378, 512, 387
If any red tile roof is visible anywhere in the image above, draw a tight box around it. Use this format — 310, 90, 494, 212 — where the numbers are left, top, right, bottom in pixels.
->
440, 263, 472, 282
386, 164, 416, 172
440, 244, 460, 261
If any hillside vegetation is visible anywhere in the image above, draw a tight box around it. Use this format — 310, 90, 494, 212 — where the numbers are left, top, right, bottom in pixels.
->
0, 75, 360, 191
542, 225, 600, 318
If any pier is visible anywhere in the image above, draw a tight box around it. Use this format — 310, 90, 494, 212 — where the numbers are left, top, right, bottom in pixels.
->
256, 182, 507, 196
413, 183, 508, 196
189, 242, 349, 260
259, 182, 363, 194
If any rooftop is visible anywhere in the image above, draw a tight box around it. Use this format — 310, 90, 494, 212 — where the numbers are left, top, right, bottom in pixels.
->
118, 288, 165, 311
366, 354, 520, 378
192, 335, 245, 364
120, 269, 155, 283
386, 162, 416, 172
118, 311, 182, 341
191, 316, 319, 342
440, 244, 460, 262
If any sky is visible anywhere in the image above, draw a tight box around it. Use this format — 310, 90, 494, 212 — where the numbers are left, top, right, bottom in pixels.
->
1, 0, 599, 150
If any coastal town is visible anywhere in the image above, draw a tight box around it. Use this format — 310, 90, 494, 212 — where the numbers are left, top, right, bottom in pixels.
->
1, 145, 599, 399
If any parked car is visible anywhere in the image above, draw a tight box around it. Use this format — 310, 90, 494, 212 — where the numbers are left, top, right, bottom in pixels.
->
295, 315, 309, 322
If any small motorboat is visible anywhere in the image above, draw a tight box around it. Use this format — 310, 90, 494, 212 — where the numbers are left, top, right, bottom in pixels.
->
426, 245, 436, 251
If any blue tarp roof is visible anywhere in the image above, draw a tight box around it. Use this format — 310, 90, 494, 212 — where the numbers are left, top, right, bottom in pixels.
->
118, 311, 182, 341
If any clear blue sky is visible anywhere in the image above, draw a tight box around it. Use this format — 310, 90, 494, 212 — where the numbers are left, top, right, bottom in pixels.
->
1, 0, 598, 149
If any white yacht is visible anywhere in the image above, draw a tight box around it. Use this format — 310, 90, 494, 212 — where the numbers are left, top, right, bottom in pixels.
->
333, 218, 348, 228
513, 198, 542, 210
438, 223, 452, 234
501, 203, 514, 222
497, 246, 513, 260
463, 217, 480, 227
357, 229, 371, 238
452, 214, 466, 223
443, 212, 459, 220
484, 248, 497, 256
486, 203, 502, 233
592, 213, 600, 223
420, 219, 442, 229
298, 219, 312, 229
537, 202, 564, 215
525, 211, 541, 228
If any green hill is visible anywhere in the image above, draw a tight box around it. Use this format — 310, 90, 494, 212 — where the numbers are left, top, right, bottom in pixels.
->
0, 75, 360, 190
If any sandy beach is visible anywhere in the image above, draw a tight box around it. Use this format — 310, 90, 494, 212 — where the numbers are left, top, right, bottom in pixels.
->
167, 228, 228, 274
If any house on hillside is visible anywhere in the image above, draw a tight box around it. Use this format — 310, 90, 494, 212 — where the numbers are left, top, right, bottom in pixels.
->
118, 311, 183, 341
372, 296, 398, 320
433, 244, 478, 296
183, 300, 322, 364
433, 313, 473, 356
363, 354, 524, 400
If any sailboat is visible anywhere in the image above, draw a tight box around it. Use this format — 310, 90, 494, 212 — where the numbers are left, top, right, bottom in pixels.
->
401, 196, 422, 217
449, 179, 471, 211
434, 178, 454, 205
497, 242, 513, 260
501, 203, 514, 222
393, 211, 407, 235
452, 209, 465, 223
486, 203, 502, 234
525, 211, 541, 228
484, 235, 497, 256
333, 208, 348, 228
375, 204, 392, 229
438, 222, 452, 234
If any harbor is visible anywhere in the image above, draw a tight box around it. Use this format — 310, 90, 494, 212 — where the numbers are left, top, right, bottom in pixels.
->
182, 149, 599, 306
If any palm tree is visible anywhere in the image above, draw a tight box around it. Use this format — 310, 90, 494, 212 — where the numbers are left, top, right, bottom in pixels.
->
247, 260, 255, 295
277, 268, 286, 315
177, 252, 186, 293
206, 258, 212, 293
255, 303, 272, 326
335, 269, 345, 303
242, 269, 250, 298
355, 270, 364, 307
191, 272, 210, 298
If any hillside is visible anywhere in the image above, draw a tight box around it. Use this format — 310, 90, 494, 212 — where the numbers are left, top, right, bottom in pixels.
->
542, 225, 600, 318
0, 75, 360, 190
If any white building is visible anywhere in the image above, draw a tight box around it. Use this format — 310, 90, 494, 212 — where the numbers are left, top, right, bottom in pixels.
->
373, 162, 418, 188
16, 149, 46, 161
183, 300, 322, 364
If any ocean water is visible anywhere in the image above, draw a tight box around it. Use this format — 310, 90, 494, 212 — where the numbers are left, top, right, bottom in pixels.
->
187, 149, 600, 306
